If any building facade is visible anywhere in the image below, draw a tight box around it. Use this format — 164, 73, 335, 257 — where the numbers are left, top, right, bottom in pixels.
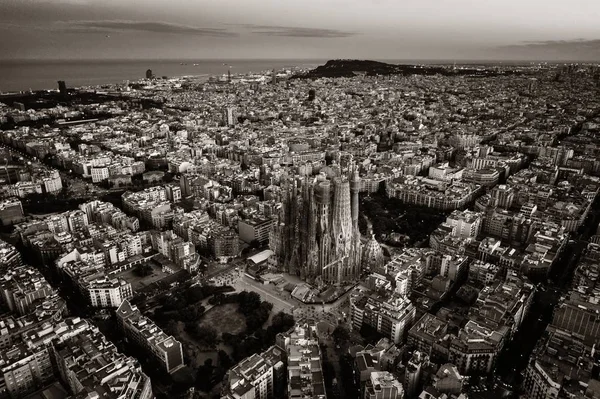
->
116, 300, 184, 374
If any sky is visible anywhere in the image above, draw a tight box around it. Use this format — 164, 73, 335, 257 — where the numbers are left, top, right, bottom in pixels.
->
1, 0, 600, 61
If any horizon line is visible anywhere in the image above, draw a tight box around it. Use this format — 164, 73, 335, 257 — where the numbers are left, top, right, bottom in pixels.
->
1, 57, 599, 64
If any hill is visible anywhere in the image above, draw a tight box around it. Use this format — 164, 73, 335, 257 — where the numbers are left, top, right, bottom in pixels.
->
292, 59, 522, 79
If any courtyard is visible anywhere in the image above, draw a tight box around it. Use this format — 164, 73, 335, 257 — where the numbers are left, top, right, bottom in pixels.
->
115, 263, 170, 291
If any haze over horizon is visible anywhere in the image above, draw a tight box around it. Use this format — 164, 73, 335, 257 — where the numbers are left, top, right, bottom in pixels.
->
1, 0, 600, 61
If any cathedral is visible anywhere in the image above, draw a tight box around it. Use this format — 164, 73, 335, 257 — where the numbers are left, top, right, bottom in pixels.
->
270, 167, 362, 285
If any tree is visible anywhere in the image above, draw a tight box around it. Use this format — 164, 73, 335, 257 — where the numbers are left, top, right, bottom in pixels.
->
260, 301, 274, 312
162, 294, 184, 311
184, 286, 205, 304
209, 293, 226, 306
217, 350, 233, 370
195, 364, 214, 392
164, 320, 180, 337
270, 312, 295, 331
244, 301, 273, 331
162, 172, 174, 183
179, 304, 205, 323
171, 366, 196, 389
332, 325, 350, 345
237, 291, 262, 315
133, 263, 153, 277
188, 325, 219, 348
221, 333, 236, 346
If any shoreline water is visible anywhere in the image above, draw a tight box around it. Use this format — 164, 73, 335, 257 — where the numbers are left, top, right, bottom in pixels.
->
0, 58, 587, 93
0, 59, 326, 93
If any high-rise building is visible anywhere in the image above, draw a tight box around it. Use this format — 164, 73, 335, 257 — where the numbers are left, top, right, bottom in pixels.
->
0, 265, 54, 316
224, 107, 237, 127
116, 300, 185, 374
403, 351, 428, 398
285, 322, 327, 399
350, 287, 416, 344
87, 277, 133, 308
53, 322, 153, 399
0, 198, 24, 226
239, 217, 274, 245
407, 313, 449, 362
448, 320, 505, 375
57, 80, 67, 95
270, 168, 362, 285
0, 239, 22, 272
489, 184, 514, 209
445, 210, 483, 239
2, 338, 55, 398
523, 325, 597, 399
66, 209, 89, 233
1, 317, 86, 398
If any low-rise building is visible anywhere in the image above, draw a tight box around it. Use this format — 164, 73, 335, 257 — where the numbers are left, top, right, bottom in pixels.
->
432, 364, 465, 395
52, 321, 154, 399
386, 176, 482, 211
407, 313, 450, 363
523, 326, 598, 399
448, 320, 506, 375
286, 322, 326, 399
0, 265, 54, 316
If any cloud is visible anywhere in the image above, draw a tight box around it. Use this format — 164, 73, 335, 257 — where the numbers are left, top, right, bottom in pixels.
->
498, 38, 600, 52
491, 38, 600, 60
61, 20, 237, 37
248, 25, 356, 38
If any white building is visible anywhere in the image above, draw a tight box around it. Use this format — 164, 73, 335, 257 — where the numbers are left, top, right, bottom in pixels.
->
91, 166, 110, 183
446, 210, 482, 239
87, 277, 133, 308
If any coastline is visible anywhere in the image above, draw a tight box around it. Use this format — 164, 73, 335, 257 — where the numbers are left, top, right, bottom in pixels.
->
1, 57, 591, 93
0, 59, 324, 93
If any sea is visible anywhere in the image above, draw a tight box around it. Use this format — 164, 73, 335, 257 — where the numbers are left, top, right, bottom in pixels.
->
0, 59, 328, 93
0, 58, 539, 93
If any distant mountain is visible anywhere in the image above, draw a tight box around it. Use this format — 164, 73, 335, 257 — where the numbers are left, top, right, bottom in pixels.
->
292, 59, 522, 79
